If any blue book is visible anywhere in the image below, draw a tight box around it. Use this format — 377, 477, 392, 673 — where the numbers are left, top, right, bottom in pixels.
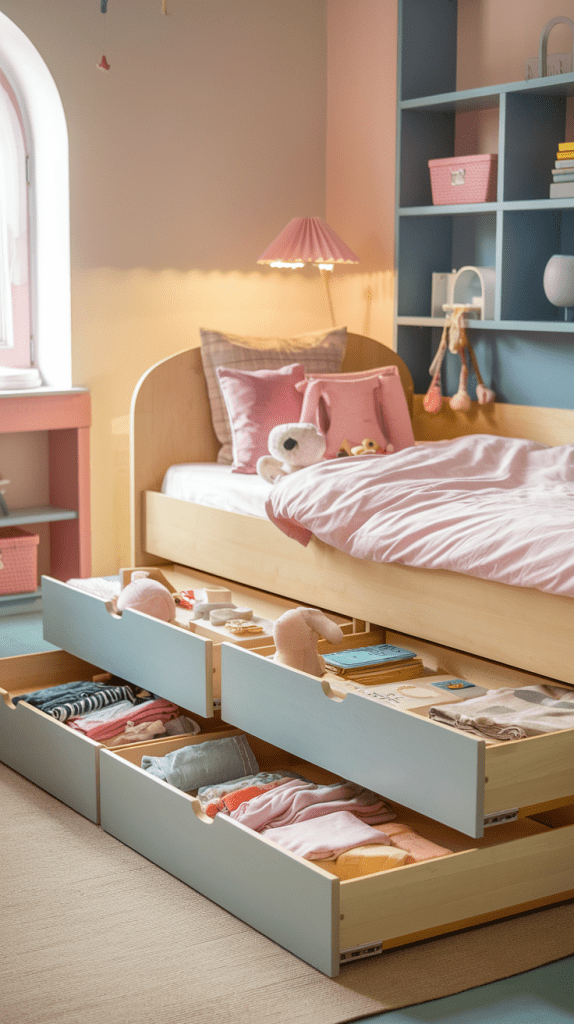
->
552, 172, 574, 182
323, 643, 416, 671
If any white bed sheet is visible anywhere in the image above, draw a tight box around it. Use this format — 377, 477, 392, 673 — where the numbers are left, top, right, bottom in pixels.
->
161, 463, 271, 518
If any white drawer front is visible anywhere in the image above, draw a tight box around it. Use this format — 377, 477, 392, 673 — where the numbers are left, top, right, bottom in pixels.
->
221, 644, 486, 837
0, 688, 101, 822
99, 738, 574, 977
99, 746, 339, 976
42, 576, 214, 716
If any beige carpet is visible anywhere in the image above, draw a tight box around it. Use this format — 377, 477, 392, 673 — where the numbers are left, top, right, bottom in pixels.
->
1, 762, 572, 1024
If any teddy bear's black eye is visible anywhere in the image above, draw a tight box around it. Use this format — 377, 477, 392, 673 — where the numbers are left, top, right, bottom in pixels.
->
283, 437, 298, 450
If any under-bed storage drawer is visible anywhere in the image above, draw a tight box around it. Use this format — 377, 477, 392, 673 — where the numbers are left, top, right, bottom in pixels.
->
41, 570, 350, 718
220, 640, 574, 839
0, 650, 116, 822
42, 575, 218, 717
98, 733, 574, 978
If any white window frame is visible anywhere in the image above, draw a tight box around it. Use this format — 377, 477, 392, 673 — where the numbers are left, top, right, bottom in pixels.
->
0, 12, 72, 390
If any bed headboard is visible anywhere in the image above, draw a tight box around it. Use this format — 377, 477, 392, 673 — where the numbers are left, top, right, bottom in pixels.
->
130, 333, 411, 565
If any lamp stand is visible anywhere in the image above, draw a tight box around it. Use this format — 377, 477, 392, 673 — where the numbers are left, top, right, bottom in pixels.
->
320, 268, 336, 328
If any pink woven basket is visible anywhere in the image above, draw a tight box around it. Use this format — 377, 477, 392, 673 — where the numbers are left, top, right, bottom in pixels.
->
0, 526, 40, 594
428, 153, 498, 205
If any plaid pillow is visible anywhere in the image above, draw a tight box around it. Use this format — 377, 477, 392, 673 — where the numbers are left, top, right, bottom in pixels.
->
200, 326, 347, 463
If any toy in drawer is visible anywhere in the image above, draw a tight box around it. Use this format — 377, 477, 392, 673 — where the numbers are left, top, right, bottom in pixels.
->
99, 731, 574, 977
220, 632, 574, 838
41, 570, 351, 718
428, 153, 498, 205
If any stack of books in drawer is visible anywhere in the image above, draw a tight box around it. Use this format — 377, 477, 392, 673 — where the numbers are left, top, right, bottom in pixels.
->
550, 141, 574, 198
323, 643, 424, 685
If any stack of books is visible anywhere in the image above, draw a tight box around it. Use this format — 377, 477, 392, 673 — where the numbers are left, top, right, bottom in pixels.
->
550, 141, 574, 198
323, 642, 424, 685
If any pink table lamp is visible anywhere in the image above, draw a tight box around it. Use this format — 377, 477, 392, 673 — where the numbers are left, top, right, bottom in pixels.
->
257, 217, 358, 326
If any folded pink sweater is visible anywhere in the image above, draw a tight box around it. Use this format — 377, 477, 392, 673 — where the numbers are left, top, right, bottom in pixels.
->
230, 779, 395, 832
69, 698, 179, 741
264, 810, 389, 861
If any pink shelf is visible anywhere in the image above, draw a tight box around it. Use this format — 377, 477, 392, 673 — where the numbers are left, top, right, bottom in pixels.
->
0, 389, 91, 584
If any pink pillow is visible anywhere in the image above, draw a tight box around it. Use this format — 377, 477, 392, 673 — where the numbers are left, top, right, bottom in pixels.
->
216, 363, 305, 473
200, 327, 347, 464
299, 366, 414, 455
298, 376, 387, 459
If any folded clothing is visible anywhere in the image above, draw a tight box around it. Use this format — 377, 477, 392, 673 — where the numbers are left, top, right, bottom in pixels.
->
164, 715, 201, 737
229, 778, 396, 832
374, 822, 451, 861
69, 698, 179, 741
106, 720, 167, 747
104, 713, 201, 748
264, 810, 392, 861
317, 843, 414, 878
203, 777, 296, 818
12, 678, 140, 722
141, 734, 259, 791
428, 683, 574, 740
196, 770, 307, 812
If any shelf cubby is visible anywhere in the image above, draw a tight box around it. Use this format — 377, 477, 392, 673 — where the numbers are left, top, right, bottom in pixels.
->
394, 0, 574, 407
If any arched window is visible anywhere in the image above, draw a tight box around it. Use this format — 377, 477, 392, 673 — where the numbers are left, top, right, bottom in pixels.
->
0, 67, 30, 366
0, 12, 72, 390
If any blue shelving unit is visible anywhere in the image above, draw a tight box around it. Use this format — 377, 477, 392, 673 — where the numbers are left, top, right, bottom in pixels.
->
394, 0, 574, 406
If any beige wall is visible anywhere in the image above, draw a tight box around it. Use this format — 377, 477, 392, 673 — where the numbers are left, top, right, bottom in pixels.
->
2, 0, 573, 574
0, 0, 332, 574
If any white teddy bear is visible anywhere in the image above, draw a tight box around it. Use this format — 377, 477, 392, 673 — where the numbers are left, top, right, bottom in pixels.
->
256, 422, 326, 484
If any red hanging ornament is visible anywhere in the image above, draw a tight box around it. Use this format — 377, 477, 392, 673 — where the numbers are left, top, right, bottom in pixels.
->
97, 0, 110, 71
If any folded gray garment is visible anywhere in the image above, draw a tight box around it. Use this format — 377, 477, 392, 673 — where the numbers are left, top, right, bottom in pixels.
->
196, 770, 307, 811
141, 733, 259, 790
428, 683, 574, 740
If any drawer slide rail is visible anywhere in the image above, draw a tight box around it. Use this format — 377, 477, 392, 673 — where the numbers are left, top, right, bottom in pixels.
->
484, 807, 519, 827
340, 941, 383, 965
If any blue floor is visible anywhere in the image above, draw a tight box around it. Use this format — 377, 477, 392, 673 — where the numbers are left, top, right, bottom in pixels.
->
2, 611, 573, 1023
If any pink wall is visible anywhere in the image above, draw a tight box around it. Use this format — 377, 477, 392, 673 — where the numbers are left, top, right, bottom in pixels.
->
326, 0, 398, 345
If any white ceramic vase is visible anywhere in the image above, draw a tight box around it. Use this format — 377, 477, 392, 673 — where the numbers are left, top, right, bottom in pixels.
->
543, 254, 574, 311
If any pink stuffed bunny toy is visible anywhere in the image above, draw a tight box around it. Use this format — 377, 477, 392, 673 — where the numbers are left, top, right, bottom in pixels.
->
272, 607, 345, 677
114, 572, 176, 622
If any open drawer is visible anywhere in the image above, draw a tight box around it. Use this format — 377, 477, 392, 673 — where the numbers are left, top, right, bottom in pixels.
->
98, 731, 574, 977
0, 648, 224, 822
0, 649, 124, 822
220, 630, 574, 838
42, 567, 351, 717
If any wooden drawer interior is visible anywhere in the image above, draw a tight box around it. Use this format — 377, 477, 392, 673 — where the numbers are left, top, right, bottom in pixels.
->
221, 626, 574, 836
100, 730, 574, 975
42, 565, 351, 715
123, 564, 353, 706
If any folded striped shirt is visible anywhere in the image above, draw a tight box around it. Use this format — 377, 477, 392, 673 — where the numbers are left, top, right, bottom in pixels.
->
13, 679, 141, 722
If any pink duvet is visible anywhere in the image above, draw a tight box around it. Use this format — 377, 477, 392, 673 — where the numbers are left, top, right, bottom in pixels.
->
265, 434, 574, 597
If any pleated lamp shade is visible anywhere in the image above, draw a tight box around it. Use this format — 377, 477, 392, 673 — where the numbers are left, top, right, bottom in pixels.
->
257, 217, 359, 267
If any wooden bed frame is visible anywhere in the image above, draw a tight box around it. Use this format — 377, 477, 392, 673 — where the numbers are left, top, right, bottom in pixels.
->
130, 333, 574, 685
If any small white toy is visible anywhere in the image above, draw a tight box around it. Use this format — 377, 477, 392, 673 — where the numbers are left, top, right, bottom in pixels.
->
272, 606, 345, 677
256, 422, 326, 484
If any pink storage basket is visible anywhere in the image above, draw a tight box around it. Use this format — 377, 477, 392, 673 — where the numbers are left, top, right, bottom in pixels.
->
428, 153, 498, 205
0, 526, 40, 594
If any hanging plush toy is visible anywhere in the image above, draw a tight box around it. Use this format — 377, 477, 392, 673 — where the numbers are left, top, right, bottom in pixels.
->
423, 305, 495, 413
